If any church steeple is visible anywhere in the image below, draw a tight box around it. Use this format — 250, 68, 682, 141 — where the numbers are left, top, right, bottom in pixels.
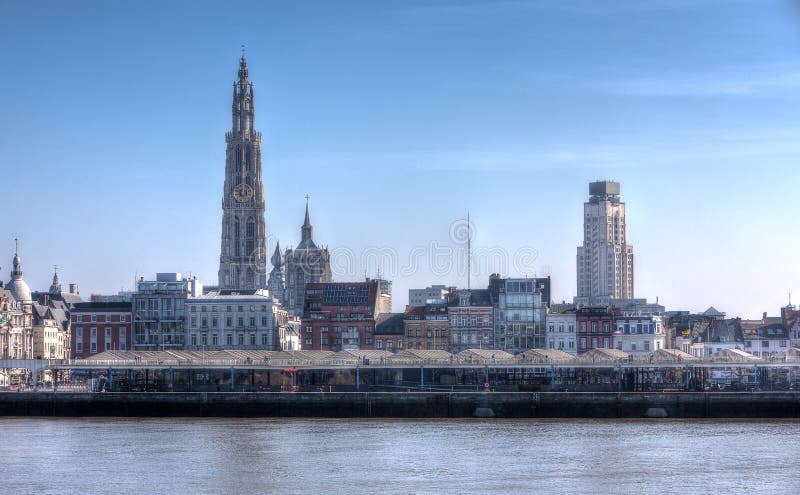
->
218, 49, 267, 291
298, 195, 316, 249
49, 265, 62, 294
271, 241, 283, 268
231, 44, 255, 136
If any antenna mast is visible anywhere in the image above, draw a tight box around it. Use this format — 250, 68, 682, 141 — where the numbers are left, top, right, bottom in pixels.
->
467, 212, 471, 291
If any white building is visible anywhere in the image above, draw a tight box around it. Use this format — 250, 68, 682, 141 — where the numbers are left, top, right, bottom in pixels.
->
185, 289, 287, 350
545, 312, 577, 355
615, 315, 665, 354
576, 181, 634, 306
408, 285, 450, 307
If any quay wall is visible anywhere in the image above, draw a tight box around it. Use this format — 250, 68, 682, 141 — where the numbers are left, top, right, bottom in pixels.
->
1, 392, 800, 418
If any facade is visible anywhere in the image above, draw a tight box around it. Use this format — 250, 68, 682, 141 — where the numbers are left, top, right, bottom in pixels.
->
301, 280, 380, 351
614, 315, 665, 354
31, 303, 67, 359
185, 289, 287, 350
282, 201, 333, 316
403, 300, 450, 351
546, 311, 577, 354
408, 285, 449, 307
0, 288, 32, 360
742, 323, 790, 358
70, 302, 132, 358
491, 277, 547, 353
1, 244, 33, 360
576, 307, 615, 353
447, 289, 493, 353
218, 51, 268, 291
131, 273, 194, 351
375, 312, 405, 352
576, 181, 634, 306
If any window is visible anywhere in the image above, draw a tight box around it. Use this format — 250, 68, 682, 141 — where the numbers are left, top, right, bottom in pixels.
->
261, 316, 268, 326
76, 342, 83, 353
120, 315, 127, 322
227, 334, 233, 345
321, 337, 328, 345
249, 317, 256, 327
305, 338, 313, 345
76, 327, 83, 338
321, 326, 328, 333
105, 342, 112, 351
262, 334, 268, 345
191, 334, 197, 346
90, 327, 97, 338
202, 334, 208, 346
226, 317, 233, 328
644, 341, 650, 351
305, 326, 313, 333
212, 334, 219, 345
212, 317, 218, 328
376, 340, 383, 349
90, 342, 97, 353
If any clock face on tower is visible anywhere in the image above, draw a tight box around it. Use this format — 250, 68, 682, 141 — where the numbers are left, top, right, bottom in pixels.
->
232, 183, 254, 203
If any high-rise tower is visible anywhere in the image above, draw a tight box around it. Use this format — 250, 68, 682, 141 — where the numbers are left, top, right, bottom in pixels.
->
218, 48, 268, 290
576, 181, 634, 305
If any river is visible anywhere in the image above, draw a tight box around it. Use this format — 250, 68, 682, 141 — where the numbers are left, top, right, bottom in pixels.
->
1, 418, 798, 494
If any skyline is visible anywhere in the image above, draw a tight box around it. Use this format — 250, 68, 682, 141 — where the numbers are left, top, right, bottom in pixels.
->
2, 0, 800, 317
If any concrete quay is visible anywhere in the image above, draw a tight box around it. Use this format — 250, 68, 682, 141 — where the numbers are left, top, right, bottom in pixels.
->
1, 391, 800, 418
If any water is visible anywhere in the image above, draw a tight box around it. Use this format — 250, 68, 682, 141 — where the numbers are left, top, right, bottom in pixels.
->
1, 418, 799, 495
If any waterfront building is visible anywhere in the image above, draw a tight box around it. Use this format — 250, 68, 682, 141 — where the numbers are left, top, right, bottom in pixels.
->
741, 321, 790, 358
70, 302, 132, 358
131, 273, 196, 351
408, 285, 449, 307
404, 300, 450, 351
575, 181, 634, 306
282, 316, 301, 350
546, 310, 577, 354
2, 243, 33, 360
301, 280, 381, 351
31, 303, 67, 359
375, 312, 405, 352
447, 289, 493, 353
576, 307, 615, 353
218, 51, 268, 291
490, 276, 547, 353
614, 315, 665, 354
282, 200, 332, 317
184, 289, 287, 350
782, 305, 800, 347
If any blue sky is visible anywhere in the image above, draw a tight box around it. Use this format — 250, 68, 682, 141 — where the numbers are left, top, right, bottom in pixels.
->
1, 0, 799, 317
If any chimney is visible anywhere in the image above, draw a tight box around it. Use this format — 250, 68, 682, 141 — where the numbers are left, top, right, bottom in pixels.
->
762, 311, 767, 322
69, 283, 79, 295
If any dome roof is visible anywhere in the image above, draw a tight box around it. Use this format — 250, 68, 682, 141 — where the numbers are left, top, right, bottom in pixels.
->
8, 278, 32, 303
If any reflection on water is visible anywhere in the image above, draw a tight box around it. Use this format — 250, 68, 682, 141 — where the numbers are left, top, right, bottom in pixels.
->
1, 418, 799, 495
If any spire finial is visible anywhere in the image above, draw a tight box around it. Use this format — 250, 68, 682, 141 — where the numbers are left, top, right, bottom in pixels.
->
14, 237, 18, 255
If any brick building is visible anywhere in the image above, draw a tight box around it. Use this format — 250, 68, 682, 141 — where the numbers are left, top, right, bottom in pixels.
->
576, 307, 615, 353
403, 300, 450, 351
301, 280, 381, 351
71, 302, 132, 358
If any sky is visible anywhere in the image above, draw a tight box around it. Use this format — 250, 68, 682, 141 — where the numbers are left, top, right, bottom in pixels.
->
1, 0, 799, 318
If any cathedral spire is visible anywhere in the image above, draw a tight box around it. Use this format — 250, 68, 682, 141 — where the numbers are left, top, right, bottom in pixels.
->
299, 195, 315, 248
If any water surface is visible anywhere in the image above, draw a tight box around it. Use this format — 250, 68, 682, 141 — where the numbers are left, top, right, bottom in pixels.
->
1, 418, 798, 494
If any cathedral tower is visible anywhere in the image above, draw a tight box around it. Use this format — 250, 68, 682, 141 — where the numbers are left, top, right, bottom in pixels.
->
218, 48, 268, 290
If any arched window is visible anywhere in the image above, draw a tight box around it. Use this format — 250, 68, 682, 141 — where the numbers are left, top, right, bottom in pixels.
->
234, 218, 241, 257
